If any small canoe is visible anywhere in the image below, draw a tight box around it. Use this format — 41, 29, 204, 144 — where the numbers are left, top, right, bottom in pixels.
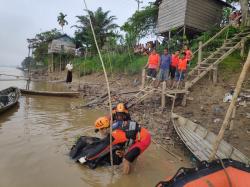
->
0, 87, 20, 113
20, 89, 80, 98
171, 113, 249, 164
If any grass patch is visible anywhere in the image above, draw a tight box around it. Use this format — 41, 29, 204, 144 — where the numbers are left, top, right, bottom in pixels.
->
72, 53, 148, 76
219, 51, 242, 81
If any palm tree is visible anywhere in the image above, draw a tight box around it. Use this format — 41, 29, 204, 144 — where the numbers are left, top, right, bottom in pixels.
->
57, 12, 68, 32
73, 7, 118, 52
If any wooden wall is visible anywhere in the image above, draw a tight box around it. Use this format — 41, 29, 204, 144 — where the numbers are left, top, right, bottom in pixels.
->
48, 37, 76, 55
185, 0, 223, 32
156, 0, 187, 34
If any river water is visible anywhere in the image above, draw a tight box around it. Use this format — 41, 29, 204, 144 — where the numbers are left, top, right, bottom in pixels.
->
0, 67, 187, 187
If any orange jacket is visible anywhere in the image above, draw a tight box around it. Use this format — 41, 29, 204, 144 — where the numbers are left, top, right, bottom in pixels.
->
148, 54, 160, 69
171, 54, 179, 67
178, 58, 188, 71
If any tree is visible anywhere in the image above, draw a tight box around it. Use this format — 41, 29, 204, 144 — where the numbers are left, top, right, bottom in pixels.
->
27, 29, 62, 63
121, 3, 158, 45
57, 12, 68, 32
73, 7, 118, 53
21, 57, 35, 69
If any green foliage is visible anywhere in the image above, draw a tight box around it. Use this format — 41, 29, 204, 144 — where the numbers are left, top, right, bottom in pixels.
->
121, 3, 158, 45
74, 7, 119, 53
27, 29, 62, 63
21, 57, 35, 69
72, 53, 147, 76
219, 51, 242, 80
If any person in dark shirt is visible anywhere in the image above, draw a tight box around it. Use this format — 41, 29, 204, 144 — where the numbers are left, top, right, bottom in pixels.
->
154, 48, 171, 88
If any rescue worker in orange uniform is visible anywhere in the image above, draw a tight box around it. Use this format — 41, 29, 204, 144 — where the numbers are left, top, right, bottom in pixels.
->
112, 104, 151, 174
89, 115, 151, 174
172, 52, 188, 88
145, 48, 160, 80
170, 50, 180, 88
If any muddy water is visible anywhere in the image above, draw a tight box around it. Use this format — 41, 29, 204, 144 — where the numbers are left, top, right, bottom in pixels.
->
0, 67, 187, 187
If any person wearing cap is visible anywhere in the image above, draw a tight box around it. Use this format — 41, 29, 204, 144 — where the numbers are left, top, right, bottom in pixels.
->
89, 116, 151, 174
172, 52, 188, 89
78, 116, 127, 165
112, 103, 131, 130
111, 106, 151, 174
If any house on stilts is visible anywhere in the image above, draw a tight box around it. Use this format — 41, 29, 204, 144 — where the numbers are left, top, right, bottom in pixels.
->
155, 0, 233, 37
48, 34, 76, 72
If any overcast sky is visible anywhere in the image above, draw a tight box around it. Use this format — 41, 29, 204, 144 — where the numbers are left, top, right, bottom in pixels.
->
0, 0, 153, 66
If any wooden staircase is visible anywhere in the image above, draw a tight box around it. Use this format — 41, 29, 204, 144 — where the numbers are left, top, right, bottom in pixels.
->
127, 26, 250, 108
185, 29, 250, 89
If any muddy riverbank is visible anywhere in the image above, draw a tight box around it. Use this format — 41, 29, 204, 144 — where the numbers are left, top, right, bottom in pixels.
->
49, 69, 250, 159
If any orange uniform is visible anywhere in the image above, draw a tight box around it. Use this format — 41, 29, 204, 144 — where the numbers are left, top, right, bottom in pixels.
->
171, 54, 179, 67
178, 58, 188, 71
148, 54, 160, 69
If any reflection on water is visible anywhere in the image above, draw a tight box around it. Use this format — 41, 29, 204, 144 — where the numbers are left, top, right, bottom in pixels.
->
0, 67, 188, 187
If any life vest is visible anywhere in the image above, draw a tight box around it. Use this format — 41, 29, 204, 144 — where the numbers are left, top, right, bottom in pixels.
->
178, 58, 188, 71
171, 54, 179, 67
148, 54, 160, 68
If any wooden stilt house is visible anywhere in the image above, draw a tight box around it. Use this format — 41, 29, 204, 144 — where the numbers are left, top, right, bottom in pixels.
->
48, 34, 76, 72
155, 0, 233, 37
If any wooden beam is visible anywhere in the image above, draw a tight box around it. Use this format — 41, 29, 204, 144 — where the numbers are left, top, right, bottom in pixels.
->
209, 50, 250, 161
141, 68, 146, 89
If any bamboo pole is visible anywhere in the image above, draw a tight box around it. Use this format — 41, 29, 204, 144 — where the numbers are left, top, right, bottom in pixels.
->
229, 106, 236, 131
83, 0, 114, 172
209, 50, 250, 161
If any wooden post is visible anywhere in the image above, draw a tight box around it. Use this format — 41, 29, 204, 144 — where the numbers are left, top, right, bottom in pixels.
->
209, 50, 250, 161
161, 81, 166, 109
198, 41, 203, 65
229, 106, 236, 130
181, 82, 189, 106
198, 41, 203, 74
52, 53, 54, 73
240, 38, 246, 58
183, 25, 186, 39
141, 68, 146, 89
213, 64, 218, 84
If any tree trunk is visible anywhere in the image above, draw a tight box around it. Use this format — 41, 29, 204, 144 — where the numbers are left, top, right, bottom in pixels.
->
240, 0, 250, 26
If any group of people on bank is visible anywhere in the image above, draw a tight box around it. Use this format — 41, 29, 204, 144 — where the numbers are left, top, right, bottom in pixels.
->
145, 45, 193, 89
70, 103, 151, 174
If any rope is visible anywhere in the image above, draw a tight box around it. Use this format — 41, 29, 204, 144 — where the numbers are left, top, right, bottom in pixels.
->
83, 0, 114, 172
219, 159, 233, 187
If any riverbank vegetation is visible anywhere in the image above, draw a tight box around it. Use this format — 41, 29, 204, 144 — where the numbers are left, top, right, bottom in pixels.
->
22, 0, 249, 75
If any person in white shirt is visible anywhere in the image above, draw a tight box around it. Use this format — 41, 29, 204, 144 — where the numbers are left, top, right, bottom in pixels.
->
66, 62, 73, 83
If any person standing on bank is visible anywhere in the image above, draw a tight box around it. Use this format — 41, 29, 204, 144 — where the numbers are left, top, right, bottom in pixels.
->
145, 48, 160, 81
66, 62, 73, 83
154, 48, 171, 88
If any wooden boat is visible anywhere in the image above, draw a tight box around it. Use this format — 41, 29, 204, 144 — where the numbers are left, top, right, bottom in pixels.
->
171, 113, 250, 164
0, 87, 20, 113
20, 89, 80, 98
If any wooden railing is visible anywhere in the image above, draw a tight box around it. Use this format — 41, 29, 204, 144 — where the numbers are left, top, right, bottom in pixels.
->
192, 15, 242, 62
